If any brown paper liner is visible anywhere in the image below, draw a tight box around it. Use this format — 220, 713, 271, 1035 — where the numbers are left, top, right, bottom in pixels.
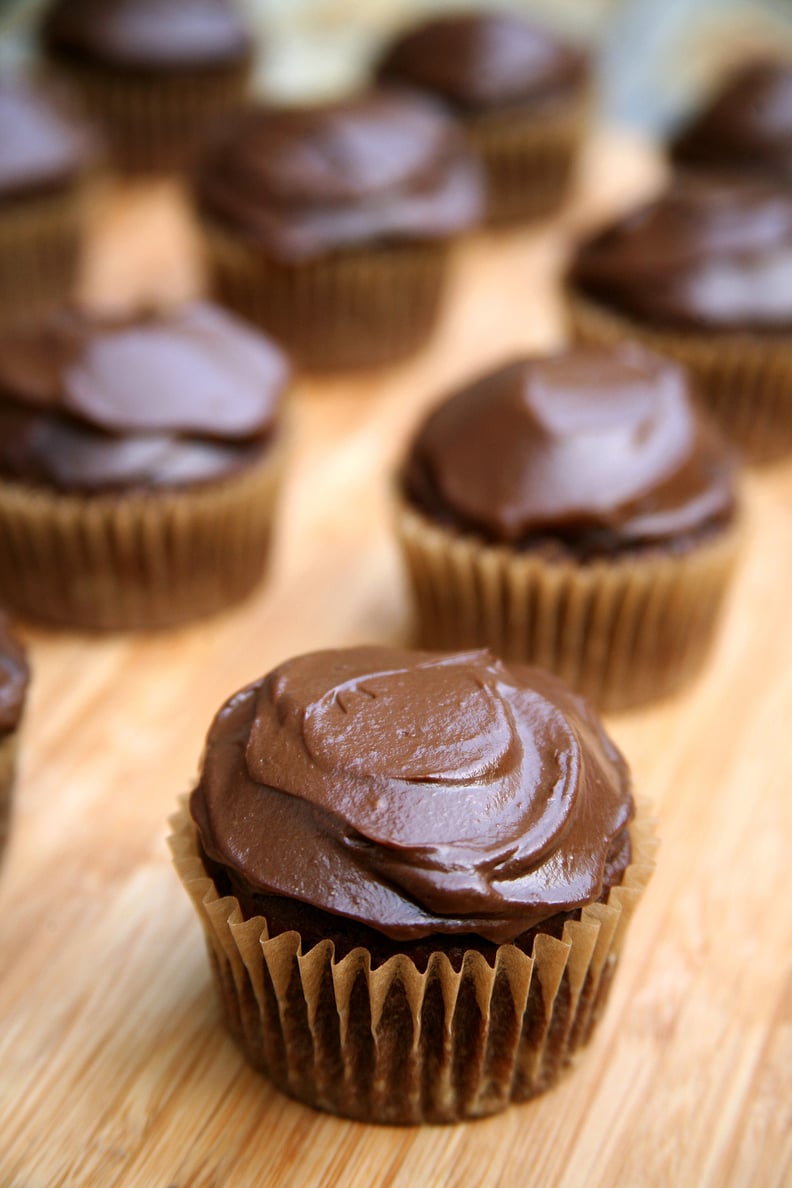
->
170, 798, 656, 1124
465, 93, 588, 226
0, 185, 85, 327
567, 288, 792, 464
0, 732, 18, 864
202, 221, 448, 371
47, 59, 250, 175
396, 499, 740, 712
0, 440, 285, 631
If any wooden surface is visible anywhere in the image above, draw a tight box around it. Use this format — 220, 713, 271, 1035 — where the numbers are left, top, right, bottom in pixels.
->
1, 134, 791, 1188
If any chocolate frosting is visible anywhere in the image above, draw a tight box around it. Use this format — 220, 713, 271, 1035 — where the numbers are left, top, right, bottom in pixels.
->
569, 175, 792, 333
403, 344, 736, 552
194, 89, 485, 263
0, 615, 29, 735
0, 303, 289, 493
0, 75, 94, 201
377, 13, 588, 112
191, 646, 634, 943
41, 0, 252, 71
672, 60, 792, 180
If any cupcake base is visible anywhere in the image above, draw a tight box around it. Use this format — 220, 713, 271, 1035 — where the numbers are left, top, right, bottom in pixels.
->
170, 799, 656, 1125
567, 288, 792, 464
203, 223, 448, 371
0, 442, 284, 631
396, 500, 740, 712
0, 186, 84, 327
0, 732, 18, 863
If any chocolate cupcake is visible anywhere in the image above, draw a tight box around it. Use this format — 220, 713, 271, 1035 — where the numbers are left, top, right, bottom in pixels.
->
567, 175, 792, 463
376, 12, 590, 224
671, 59, 792, 182
0, 75, 95, 327
40, 0, 253, 174
193, 88, 484, 370
0, 302, 289, 630
0, 615, 29, 863
171, 644, 656, 1124
396, 344, 739, 711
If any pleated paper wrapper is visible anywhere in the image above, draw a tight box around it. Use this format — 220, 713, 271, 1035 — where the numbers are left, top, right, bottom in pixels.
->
0, 732, 19, 863
396, 500, 740, 712
0, 186, 85, 327
567, 288, 792, 464
170, 798, 656, 1125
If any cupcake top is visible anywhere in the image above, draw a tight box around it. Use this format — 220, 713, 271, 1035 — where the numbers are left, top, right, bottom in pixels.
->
0, 302, 289, 494
0, 615, 29, 735
41, 0, 252, 71
569, 175, 792, 333
376, 12, 588, 112
191, 645, 634, 943
671, 59, 792, 181
194, 88, 485, 263
403, 344, 736, 554
0, 75, 95, 201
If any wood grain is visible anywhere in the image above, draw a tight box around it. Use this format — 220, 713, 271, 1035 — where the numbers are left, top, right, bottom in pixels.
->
1, 133, 791, 1188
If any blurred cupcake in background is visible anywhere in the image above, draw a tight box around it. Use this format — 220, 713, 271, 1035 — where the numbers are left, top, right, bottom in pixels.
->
193, 88, 484, 370
376, 11, 590, 225
0, 613, 29, 865
0, 74, 96, 327
39, 0, 254, 175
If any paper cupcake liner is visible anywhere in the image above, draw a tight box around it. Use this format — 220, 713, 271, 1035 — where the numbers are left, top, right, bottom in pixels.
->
0, 732, 18, 863
170, 798, 656, 1125
396, 500, 740, 712
0, 441, 284, 631
202, 222, 448, 371
0, 186, 84, 326
48, 59, 250, 175
567, 288, 792, 464
466, 94, 588, 226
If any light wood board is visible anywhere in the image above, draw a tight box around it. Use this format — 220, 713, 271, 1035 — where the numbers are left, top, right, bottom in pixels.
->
0, 134, 790, 1188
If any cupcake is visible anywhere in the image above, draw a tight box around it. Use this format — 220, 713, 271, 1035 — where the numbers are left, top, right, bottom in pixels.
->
0, 614, 29, 863
40, 0, 253, 174
0, 75, 95, 327
0, 302, 289, 630
376, 12, 590, 225
193, 88, 484, 370
567, 175, 792, 463
671, 59, 792, 181
171, 644, 656, 1124
396, 344, 739, 711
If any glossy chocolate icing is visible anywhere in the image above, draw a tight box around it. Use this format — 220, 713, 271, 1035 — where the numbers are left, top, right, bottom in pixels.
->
0, 75, 94, 201
403, 344, 736, 553
377, 12, 587, 112
190, 645, 634, 944
672, 60, 792, 180
0, 303, 288, 493
570, 176, 792, 333
194, 89, 485, 263
0, 615, 29, 735
41, 0, 252, 71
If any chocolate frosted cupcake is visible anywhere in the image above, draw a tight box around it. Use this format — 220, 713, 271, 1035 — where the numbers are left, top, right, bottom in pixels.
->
171, 645, 656, 1124
0, 615, 29, 863
40, 0, 253, 174
671, 59, 792, 181
377, 12, 589, 224
397, 344, 739, 711
194, 88, 484, 370
0, 75, 95, 326
0, 302, 289, 630
567, 175, 792, 462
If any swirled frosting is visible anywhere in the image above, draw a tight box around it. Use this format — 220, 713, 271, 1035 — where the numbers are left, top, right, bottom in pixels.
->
190, 645, 634, 943
671, 60, 792, 181
403, 344, 736, 553
0, 303, 289, 493
377, 13, 588, 112
0, 75, 95, 201
0, 615, 29, 735
193, 89, 485, 263
41, 0, 252, 71
569, 175, 792, 332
